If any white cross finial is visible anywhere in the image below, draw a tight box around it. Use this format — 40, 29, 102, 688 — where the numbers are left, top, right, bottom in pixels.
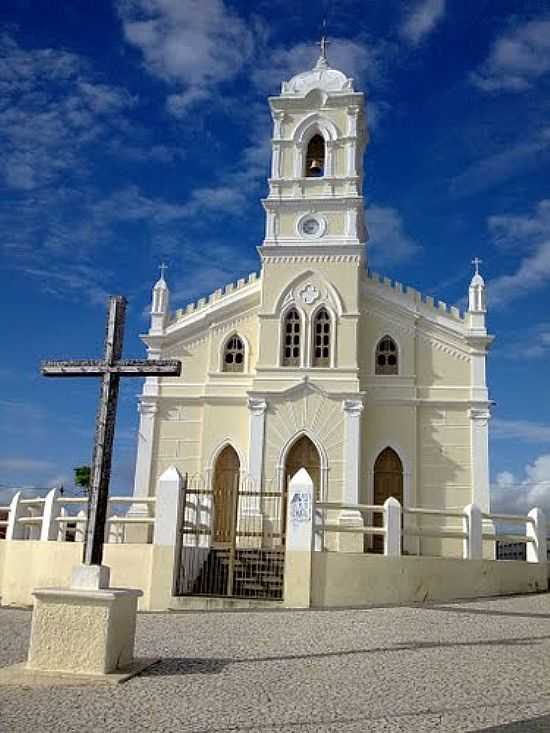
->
472, 257, 482, 276
159, 262, 168, 280
317, 34, 330, 61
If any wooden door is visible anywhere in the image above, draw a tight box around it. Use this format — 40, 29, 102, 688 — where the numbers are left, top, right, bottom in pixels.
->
372, 447, 403, 553
212, 446, 240, 547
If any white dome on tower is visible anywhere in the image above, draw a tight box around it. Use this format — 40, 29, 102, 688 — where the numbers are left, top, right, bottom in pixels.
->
281, 39, 354, 96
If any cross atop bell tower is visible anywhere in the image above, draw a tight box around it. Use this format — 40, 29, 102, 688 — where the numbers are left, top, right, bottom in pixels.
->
316, 34, 330, 67
262, 39, 368, 255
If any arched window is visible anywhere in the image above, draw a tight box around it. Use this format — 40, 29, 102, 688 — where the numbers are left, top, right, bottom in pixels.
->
375, 336, 398, 375
312, 308, 331, 367
305, 134, 325, 177
223, 335, 245, 372
282, 308, 301, 366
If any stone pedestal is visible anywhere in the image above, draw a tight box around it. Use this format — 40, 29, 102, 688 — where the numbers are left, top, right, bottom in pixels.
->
0, 563, 157, 686
28, 585, 142, 675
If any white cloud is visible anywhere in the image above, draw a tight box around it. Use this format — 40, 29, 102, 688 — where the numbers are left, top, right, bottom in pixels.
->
487, 199, 550, 307
118, 0, 254, 116
0, 458, 55, 472
498, 322, 550, 360
489, 198, 550, 250
492, 418, 550, 443
492, 454, 550, 514
472, 16, 550, 92
400, 0, 446, 45
366, 205, 421, 267
449, 130, 550, 198
489, 241, 550, 307
0, 34, 135, 192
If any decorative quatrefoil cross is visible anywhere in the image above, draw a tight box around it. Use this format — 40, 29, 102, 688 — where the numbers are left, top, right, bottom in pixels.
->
300, 284, 320, 305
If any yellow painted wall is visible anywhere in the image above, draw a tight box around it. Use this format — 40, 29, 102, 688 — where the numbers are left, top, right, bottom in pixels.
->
0, 541, 174, 612
311, 553, 548, 607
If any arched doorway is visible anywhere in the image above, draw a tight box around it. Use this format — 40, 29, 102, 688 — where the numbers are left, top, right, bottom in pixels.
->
372, 447, 403, 553
212, 445, 240, 547
284, 435, 321, 498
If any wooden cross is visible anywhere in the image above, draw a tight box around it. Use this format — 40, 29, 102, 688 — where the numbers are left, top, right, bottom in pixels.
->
159, 262, 168, 279
42, 295, 181, 567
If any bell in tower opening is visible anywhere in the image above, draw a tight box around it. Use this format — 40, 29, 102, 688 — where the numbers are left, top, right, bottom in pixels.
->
305, 134, 325, 177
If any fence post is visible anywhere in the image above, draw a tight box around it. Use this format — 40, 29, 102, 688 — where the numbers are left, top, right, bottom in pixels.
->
284, 468, 314, 607
6, 491, 25, 540
40, 488, 59, 542
527, 507, 547, 563
383, 497, 401, 557
462, 503, 482, 559
75, 509, 87, 542
154, 465, 184, 546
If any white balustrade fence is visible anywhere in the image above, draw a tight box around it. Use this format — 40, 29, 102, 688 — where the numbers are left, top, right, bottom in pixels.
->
1, 480, 548, 565
2, 489, 157, 544
314, 500, 548, 564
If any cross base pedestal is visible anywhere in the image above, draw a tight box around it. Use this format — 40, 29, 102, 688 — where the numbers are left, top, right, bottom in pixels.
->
27, 585, 142, 676
5, 563, 154, 684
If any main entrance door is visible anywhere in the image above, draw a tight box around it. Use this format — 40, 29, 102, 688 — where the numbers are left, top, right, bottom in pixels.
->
372, 447, 403, 553
174, 444, 286, 600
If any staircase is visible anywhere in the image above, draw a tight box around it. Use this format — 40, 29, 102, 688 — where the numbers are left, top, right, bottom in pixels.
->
189, 548, 285, 600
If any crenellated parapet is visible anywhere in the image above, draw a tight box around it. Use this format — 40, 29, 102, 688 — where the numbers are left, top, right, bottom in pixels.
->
171, 272, 260, 324
364, 270, 465, 324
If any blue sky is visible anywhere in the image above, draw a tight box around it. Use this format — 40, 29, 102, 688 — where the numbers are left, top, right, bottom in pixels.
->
1, 0, 549, 512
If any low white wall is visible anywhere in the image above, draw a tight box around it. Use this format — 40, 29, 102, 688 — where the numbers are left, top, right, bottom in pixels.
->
0, 541, 175, 611
311, 553, 548, 608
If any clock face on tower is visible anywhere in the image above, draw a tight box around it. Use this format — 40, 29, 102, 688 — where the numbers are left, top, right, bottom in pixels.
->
298, 214, 326, 239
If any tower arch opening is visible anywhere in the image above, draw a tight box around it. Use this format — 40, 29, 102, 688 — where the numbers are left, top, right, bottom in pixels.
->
305, 134, 325, 177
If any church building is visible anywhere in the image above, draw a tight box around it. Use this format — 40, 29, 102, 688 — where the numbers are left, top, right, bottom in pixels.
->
131, 42, 493, 572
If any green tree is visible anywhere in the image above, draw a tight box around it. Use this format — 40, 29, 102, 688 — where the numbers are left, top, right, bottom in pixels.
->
74, 465, 91, 496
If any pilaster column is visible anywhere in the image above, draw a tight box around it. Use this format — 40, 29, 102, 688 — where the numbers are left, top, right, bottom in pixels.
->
131, 398, 158, 509
325, 140, 336, 176
247, 397, 267, 490
338, 398, 365, 552
266, 210, 276, 239
342, 399, 364, 506
272, 110, 285, 139
295, 141, 305, 178
271, 143, 281, 179
346, 140, 356, 177
470, 407, 491, 512
346, 105, 359, 137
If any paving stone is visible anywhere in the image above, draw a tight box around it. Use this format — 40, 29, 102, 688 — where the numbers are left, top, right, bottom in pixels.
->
2, 594, 550, 732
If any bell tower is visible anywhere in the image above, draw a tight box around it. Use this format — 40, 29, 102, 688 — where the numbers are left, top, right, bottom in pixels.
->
262, 37, 368, 252
253, 38, 369, 396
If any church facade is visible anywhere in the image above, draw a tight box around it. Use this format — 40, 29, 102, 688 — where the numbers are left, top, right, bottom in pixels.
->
131, 46, 493, 558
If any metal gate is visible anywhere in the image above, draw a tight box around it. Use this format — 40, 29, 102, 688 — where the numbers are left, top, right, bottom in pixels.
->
173, 472, 286, 600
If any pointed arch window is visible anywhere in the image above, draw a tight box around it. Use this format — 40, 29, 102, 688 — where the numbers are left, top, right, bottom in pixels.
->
282, 308, 301, 366
312, 308, 331, 367
375, 336, 398, 375
223, 335, 245, 373
305, 134, 325, 177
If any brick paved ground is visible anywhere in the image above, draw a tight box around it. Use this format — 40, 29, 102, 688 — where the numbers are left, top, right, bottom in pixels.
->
2, 594, 550, 732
